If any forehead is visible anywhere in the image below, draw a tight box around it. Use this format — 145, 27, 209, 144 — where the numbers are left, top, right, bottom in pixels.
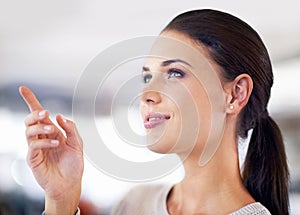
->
143, 31, 225, 95
144, 31, 212, 69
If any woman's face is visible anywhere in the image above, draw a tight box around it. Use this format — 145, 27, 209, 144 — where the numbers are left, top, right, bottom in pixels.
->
139, 30, 226, 158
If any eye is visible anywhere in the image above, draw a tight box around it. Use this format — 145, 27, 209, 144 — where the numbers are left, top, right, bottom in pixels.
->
167, 68, 185, 79
143, 74, 152, 83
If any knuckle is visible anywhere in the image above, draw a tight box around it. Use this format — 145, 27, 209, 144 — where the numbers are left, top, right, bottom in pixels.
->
24, 116, 30, 126
25, 125, 37, 137
68, 120, 75, 127
24, 113, 36, 126
25, 127, 31, 138
27, 139, 34, 147
26, 155, 31, 167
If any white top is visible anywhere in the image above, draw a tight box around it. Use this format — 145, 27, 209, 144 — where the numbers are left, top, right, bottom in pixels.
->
42, 184, 271, 215
112, 184, 271, 215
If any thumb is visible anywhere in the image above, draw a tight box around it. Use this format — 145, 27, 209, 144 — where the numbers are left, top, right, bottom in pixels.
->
56, 114, 83, 148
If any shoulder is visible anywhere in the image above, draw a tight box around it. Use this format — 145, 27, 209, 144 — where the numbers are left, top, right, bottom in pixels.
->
111, 183, 172, 215
230, 202, 271, 215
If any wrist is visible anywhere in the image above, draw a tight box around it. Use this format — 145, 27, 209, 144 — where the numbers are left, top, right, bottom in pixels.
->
45, 186, 81, 215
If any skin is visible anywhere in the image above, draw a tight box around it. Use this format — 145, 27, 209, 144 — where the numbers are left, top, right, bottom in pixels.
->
141, 30, 256, 214
20, 30, 255, 214
19, 86, 83, 214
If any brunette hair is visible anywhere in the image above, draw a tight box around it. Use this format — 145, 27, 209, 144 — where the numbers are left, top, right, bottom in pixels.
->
164, 9, 289, 214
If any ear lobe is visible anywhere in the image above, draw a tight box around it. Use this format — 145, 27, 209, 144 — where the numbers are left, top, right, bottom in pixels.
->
226, 74, 253, 114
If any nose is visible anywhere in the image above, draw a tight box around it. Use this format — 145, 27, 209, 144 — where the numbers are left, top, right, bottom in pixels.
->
141, 91, 161, 105
141, 85, 162, 105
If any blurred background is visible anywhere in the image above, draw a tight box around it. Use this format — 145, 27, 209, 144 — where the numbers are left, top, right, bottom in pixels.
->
0, 0, 299, 214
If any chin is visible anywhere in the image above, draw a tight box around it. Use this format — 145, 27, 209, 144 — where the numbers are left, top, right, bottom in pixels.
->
146, 137, 175, 154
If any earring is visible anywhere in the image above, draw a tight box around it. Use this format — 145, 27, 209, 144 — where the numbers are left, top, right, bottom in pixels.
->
229, 105, 234, 110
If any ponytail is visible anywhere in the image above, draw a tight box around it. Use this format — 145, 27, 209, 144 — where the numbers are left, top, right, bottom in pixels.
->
242, 115, 289, 214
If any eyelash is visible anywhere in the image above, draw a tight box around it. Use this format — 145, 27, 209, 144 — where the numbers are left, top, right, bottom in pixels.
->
142, 68, 186, 84
167, 68, 185, 79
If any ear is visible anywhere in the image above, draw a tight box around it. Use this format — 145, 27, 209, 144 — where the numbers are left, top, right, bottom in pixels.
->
225, 74, 253, 115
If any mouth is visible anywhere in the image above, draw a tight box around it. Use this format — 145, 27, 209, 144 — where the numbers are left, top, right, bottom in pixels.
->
144, 112, 171, 129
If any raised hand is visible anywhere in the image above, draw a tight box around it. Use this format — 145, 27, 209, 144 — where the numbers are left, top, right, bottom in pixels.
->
19, 86, 84, 214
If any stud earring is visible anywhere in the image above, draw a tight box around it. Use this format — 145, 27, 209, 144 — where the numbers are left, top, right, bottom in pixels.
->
229, 105, 234, 110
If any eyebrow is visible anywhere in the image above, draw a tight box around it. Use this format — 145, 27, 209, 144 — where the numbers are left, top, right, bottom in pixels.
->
142, 59, 192, 72
161, 59, 192, 67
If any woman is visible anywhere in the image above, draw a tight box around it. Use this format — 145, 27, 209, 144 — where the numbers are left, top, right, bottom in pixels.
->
19, 9, 289, 214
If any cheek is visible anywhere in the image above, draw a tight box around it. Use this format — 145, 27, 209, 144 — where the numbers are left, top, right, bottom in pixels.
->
142, 81, 213, 154
195, 92, 212, 143
139, 102, 146, 118
155, 91, 203, 154
194, 89, 211, 123
176, 83, 212, 153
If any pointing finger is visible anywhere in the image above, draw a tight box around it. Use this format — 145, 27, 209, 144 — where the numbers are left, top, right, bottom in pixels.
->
19, 86, 44, 112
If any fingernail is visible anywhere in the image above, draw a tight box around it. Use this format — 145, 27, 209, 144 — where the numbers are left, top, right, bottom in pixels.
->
39, 110, 47, 118
61, 115, 67, 123
44, 125, 52, 131
50, 140, 59, 145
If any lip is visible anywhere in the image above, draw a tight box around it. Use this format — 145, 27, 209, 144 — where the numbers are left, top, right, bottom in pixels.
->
144, 112, 171, 129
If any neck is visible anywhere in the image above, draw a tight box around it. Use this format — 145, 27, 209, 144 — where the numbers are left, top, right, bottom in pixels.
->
167, 126, 254, 214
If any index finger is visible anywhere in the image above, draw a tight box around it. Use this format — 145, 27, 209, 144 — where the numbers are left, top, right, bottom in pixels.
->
19, 86, 44, 112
